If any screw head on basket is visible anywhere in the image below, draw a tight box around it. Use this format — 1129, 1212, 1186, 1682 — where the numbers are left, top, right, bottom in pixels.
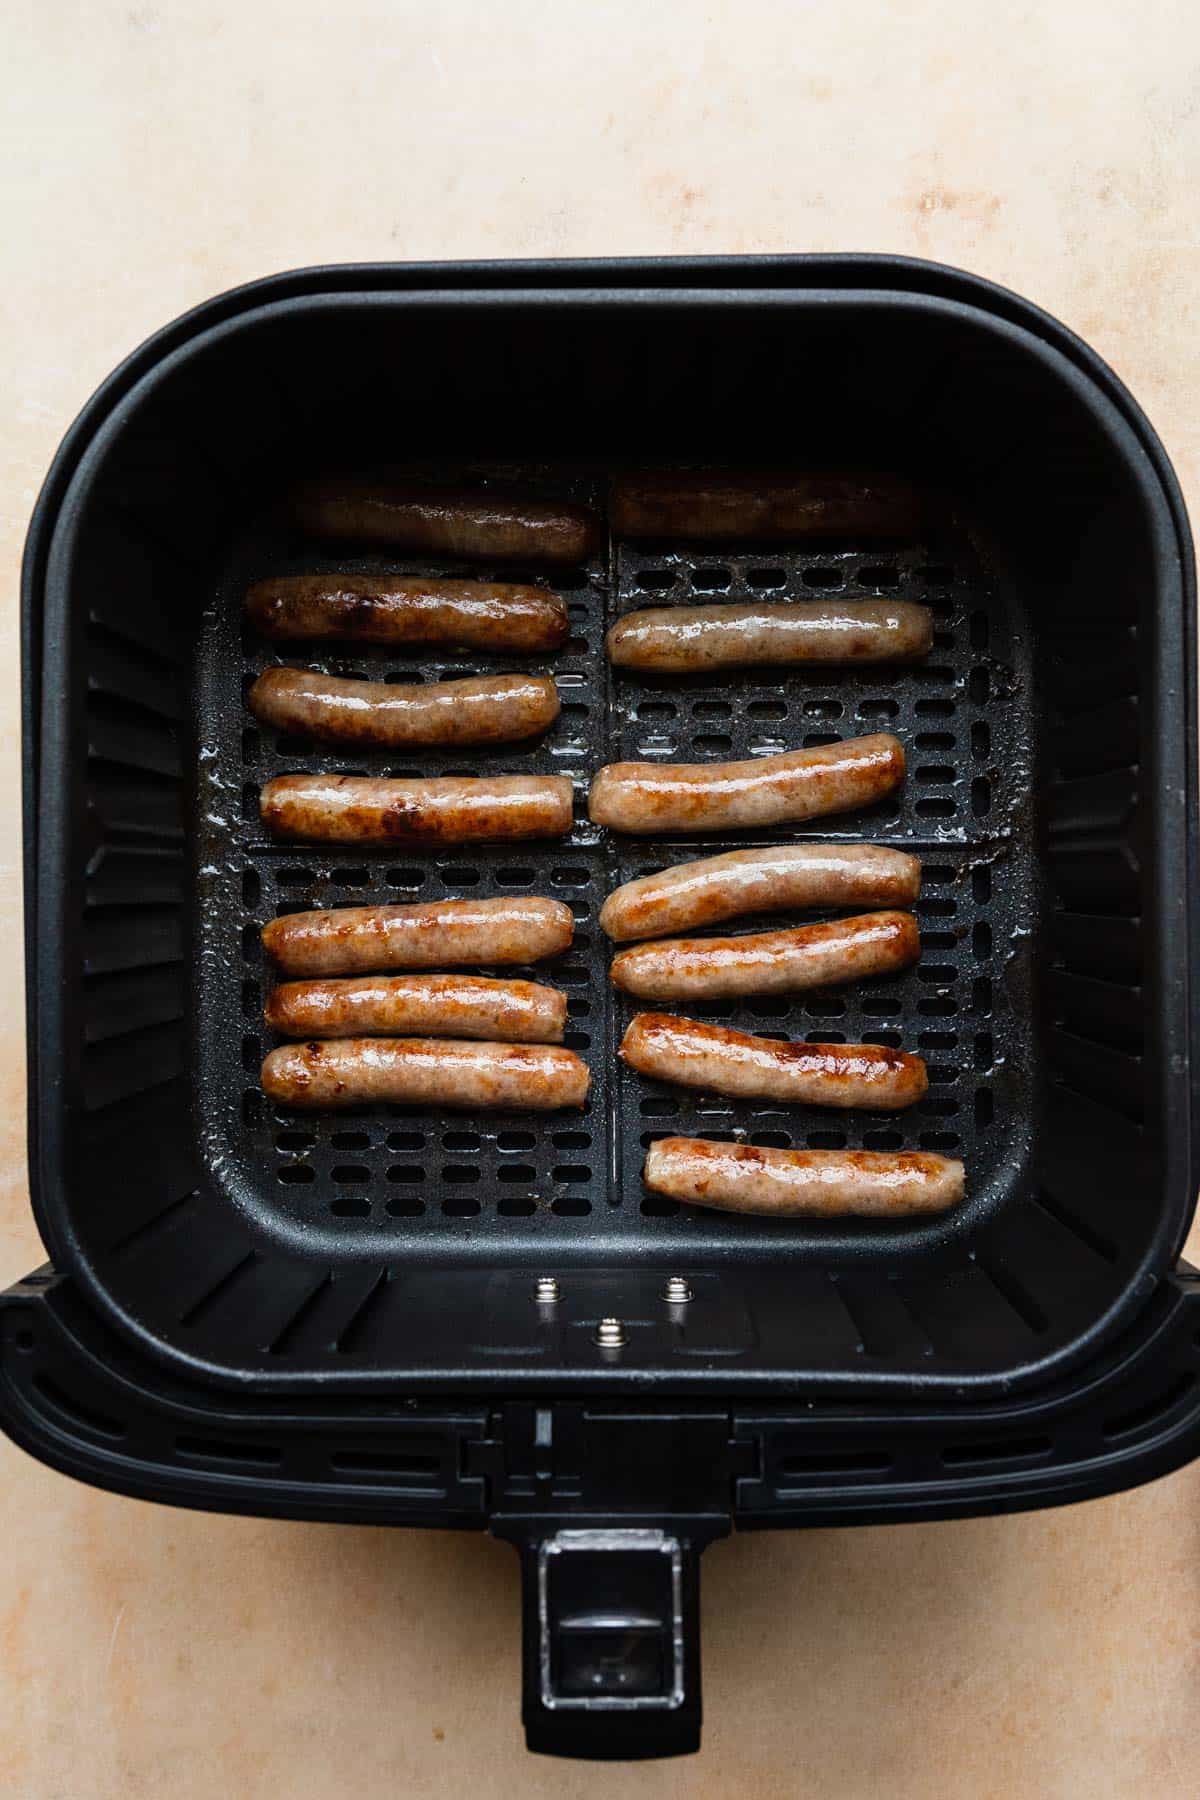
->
534, 1275, 561, 1304
594, 1316, 627, 1349
662, 1276, 694, 1304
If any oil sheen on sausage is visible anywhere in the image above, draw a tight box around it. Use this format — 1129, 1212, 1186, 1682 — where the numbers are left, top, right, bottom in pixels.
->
265, 974, 567, 1042
588, 734, 904, 835
261, 1038, 590, 1111
260, 773, 574, 846
245, 575, 568, 652
607, 601, 932, 672
599, 843, 921, 941
291, 480, 600, 565
248, 668, 560, 748
610, 470, 928, 541
610, 910, 919, 1001
620, 1013, 927, 1109
643, 1137, 965, 1217
262, 896, 574, 977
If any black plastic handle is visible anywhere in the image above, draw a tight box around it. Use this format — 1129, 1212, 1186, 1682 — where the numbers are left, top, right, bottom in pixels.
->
506, 1526, 706, 1759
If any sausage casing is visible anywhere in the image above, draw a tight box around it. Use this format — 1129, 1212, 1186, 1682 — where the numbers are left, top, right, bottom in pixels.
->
291, 480, 600, 565
245, 575, 568, 652
265, 974, 567, 1042
589, 734, 904, 835
607, 601, 932, 672
248, 668, 560, 748
261, 773, 574, 846
599, 843, 920, 941
610, 470, 929, 541
262, 897, 574, 977
610, 910, 919, 1001
621, 1013, 928, 1109
262, 1038, 590, 1111
643, 1137, 964, 1217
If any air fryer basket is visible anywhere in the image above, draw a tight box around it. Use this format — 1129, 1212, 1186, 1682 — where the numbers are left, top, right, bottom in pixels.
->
11, 258, 1199, 1757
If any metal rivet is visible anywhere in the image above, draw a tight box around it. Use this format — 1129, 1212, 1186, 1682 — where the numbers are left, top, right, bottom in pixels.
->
594, 1316, 627, 1349
534, 1276, 561, 1304
662, 1276, 693, 1304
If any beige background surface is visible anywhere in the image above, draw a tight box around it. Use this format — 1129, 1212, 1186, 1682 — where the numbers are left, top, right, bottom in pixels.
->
3, 2, 1200, 1793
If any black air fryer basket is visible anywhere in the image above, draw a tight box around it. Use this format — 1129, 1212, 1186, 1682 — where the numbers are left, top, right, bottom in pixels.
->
7, 257, 1199, 1759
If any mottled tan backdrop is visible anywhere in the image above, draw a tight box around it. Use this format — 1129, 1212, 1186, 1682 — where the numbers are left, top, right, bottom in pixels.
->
2, 3, 1199, 1795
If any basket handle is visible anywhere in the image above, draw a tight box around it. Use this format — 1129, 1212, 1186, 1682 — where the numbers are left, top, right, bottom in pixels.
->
502, 1525, 709, 1759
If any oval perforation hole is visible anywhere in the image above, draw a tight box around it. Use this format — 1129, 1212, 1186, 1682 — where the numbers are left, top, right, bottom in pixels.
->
498, 1194, 537, 1216
693, 567, 731, 591
331, 1195, 370, 1217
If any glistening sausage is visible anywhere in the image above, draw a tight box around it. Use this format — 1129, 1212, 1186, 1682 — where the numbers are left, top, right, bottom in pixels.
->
599, 843, 921, 941
643, 1137, 965, 1218
620, 1013, 927, 1109
588, 735, 904, 835
265, 974, 567, 1042
610, 911, 919, 1001
261, 897, 574, 977
260, 773, 574, 845
607, 601, 932, 672
610, 470, 929, 541
291, 480, 600, 565
248, 668, 560, 748
262, 1038, 590, 1111
245, 575, 568, 653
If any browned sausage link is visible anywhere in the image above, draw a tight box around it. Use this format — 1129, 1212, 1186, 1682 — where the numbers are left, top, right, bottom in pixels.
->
265, 974, 567, 1042
291, 480, 601, 565
607, 602, 932, 672
589, 734, 904, 835
610, 911, 919, 1001
245, 575, 568, 652
261, 1038, 590, 1111
248, 668, 560, 749
610, 470, 929, 541
599, 843, 921, 941
262, 896, 574, 977
644, 1138, 964, 1217
261, 773, 574, 846
620, 1013, 927, 1109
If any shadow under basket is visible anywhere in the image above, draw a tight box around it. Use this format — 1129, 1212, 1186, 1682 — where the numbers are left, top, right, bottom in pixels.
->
11, 258, 1200, 1759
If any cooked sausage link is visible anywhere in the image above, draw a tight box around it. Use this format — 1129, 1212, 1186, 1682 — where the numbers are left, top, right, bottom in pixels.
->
261, 1037, 590, 1111
291, 480, 601, 565
607, 602, 932, 672
261, 897, 574, 977
643, 1137, 964, 1217
599, 843, 921, 941
248, 669, 560, 749
610, 911, 919, 1001
245, 575, 568, 652
610, 470, 929, 541
265, 974, 567, 1042
620, 1014, 928, 1109
588, 735, 904, 835
260, 773, 574, 846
